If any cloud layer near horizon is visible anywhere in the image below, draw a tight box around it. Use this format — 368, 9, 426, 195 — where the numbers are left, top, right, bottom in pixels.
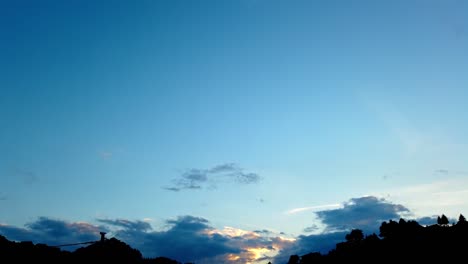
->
0, 215, 291, 263
0, 196, 444, 264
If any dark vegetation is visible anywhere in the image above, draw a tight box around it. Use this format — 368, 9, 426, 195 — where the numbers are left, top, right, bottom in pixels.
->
287, 213, 468, 264
1, 214, 467, 263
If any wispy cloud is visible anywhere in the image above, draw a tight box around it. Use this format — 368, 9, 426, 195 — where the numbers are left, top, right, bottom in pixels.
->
303, 225, 319, 233
285, 204, 341, 215
435, 169, 449, 175
11, 168, 39, 184
163, 163, 261, 191
370, 177, 468, 217
98, 151, 113, 160
97, 219, 152, 232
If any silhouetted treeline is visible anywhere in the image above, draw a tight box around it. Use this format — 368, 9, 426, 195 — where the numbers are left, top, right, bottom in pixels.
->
287, 214, 468, 264
0, 235, 182, 264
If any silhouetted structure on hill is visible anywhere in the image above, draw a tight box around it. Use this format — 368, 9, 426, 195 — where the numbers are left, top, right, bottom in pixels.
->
0, 234, 181, 264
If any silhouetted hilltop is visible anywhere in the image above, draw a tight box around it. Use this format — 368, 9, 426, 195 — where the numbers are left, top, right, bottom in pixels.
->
287, 214, 468, 264
0, 234, 181, 264
0, 234, 70, 263
73, 237, 142, 263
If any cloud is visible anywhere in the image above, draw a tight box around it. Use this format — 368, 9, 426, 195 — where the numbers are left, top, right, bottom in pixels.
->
97, 219, 152, 232
273, 231, 348, 264
275, 196, 411, 263
11, 168, 39, 184
303, 225, 319, 233
286, 204, 341, 215
371, 177, 468, 218
0, 217, 104, 249
316, 196, 409, 233
435, 169, 449, 174
0, 215, 292, 263
415, 216, 438, 226
162, 187, 180, 192
0, 193, 6, 201
164, 163, 261, 191
98, 151, 113, 160
107, 215, 292, 264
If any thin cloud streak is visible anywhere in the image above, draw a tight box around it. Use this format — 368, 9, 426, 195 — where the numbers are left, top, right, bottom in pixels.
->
285, 204, 341, 215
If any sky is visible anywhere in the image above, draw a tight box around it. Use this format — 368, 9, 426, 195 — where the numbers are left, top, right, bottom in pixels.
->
1, 0, 468, 263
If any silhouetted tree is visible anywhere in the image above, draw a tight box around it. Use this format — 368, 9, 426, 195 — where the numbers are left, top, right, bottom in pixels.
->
379, 220, 399, 239
438, 214, 449, 226
458, 214, 466, 224
345, 229, 364, 242
287, 254, 300, 264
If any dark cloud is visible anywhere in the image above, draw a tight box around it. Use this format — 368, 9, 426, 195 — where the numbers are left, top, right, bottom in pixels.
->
0, 193, 7, 200
0, 224, 38, 242
138, 217, 236, 262
1, 215, 291, 263
162, 187, 180, 192
178, 169, 208, 188
97, 219, 152, 232
208, 163, 238, 174
415, 215, 456, 226
416, 216, 438, 226
253, 229, 272, 235
303, 225, 319, 233
164, 163, 260, 191
0, 217, 104, 249
108, 215, 292, 263
435, 169, 449, 174
316, 196, 409, 233
274, 232, 347, 264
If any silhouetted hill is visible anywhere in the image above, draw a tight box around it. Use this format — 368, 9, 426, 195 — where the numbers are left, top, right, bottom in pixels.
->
72, 237, 142, 263
287, 214, 468, 264
0, 234, 181, 264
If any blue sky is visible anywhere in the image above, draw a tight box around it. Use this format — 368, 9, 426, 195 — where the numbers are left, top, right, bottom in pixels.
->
1, 0, 468, 263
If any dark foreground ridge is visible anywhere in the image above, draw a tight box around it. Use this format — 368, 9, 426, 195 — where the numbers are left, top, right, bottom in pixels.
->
0, 234, 183, 264
287, 214, 468, 264
1, 214, 467, 263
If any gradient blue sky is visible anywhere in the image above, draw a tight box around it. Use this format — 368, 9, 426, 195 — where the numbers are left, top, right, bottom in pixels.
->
1, 0, 468, 263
